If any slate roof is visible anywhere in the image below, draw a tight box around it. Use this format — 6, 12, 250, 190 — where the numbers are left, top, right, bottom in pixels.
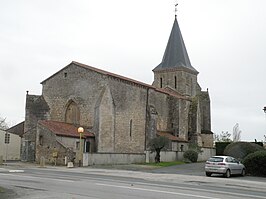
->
7, 121, 24, 137
157, 131, 187, 142
153, 17, 198, 73
39, 120, 94, 138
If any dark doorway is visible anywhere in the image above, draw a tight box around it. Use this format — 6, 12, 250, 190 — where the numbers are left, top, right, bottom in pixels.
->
85, 141, 90, 152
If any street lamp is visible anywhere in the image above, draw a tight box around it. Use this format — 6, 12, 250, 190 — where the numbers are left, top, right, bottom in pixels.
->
78, 127, 84, 167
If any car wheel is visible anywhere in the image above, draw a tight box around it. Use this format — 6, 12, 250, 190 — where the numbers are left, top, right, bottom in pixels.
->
241, 169, 246, 176
206, 172, 212, 177
224, 169, 231, 178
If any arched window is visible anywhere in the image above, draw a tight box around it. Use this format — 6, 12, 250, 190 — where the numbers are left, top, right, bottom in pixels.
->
174, 76, 177, 89
160, 78, 163, 88
65, 101, 80, 125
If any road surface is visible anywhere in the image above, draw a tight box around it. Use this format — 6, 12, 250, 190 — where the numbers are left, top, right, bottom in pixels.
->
0, 165, 266, 199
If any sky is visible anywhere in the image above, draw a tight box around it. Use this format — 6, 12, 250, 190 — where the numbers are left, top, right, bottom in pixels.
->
1, 0, 266, 142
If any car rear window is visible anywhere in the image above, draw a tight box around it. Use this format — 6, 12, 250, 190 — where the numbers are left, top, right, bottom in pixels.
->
207, 157, 224, 162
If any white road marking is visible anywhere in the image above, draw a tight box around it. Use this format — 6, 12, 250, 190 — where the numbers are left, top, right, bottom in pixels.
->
96, 183, 221, 199
89, 177, 266, 199
0, 173, 74, 183
9, 170, 24, 173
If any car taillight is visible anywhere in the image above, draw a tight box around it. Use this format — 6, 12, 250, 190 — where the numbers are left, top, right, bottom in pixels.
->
218, 163, 226, 165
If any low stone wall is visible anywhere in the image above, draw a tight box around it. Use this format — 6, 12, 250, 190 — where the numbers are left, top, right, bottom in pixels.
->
145, 148, 215, 163
198, 147, 216, 161
83, 153, 145, 166
83, 148, 216, 166
145, 151, 178, 163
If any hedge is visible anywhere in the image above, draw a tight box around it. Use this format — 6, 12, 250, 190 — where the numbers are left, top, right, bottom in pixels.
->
215, 142, 231, 155
224, 142, 264, 160
242, 151, 266, 177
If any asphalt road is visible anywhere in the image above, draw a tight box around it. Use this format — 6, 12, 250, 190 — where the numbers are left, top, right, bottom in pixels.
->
0, 163, 266, 199
151, 162, 206, 175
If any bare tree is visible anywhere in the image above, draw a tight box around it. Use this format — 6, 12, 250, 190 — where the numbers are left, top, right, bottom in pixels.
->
149, 136, 169, 163
233, 123, 241, 142
215, 131, 232, 142
0, 117, 9, 130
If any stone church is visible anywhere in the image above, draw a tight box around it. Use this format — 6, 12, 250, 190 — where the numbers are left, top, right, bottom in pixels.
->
21, 16, 213, 164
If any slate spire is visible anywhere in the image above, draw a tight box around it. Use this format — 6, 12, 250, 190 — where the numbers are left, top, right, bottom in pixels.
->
153, 16, 198, 73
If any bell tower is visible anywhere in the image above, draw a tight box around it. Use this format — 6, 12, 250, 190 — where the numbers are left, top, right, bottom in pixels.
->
152, 13, 198, 97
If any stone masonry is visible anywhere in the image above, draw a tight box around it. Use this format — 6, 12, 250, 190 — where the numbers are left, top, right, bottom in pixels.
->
22, 16, 213, 163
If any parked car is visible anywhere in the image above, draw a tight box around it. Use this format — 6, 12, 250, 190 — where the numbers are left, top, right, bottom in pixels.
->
205, 156, 245, 178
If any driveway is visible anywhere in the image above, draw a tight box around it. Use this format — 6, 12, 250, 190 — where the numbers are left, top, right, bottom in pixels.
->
151, 162, 205, 176
149, 162, 266, 183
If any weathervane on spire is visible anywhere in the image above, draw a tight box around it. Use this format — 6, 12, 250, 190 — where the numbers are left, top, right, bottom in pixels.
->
175, 2, 178, 17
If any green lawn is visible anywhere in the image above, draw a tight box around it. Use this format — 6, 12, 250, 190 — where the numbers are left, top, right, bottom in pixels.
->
0, 186, 5, 193
139, 161, 185, 167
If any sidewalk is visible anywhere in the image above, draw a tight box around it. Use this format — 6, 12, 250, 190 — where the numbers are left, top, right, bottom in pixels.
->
0, 161, 158, 171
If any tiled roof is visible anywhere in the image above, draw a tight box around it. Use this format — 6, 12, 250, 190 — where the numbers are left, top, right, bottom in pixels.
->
157, 131, 187, 142
39, 120, 94, 138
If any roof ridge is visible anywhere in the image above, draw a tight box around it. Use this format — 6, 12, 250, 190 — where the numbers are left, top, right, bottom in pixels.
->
73, 61, 191, 100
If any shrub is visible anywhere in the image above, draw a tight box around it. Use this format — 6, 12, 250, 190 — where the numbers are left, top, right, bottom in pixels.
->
184, 150, 198, 163
215, 142, 231, 155
242, 151, 266, 177
224, 142, 264, 160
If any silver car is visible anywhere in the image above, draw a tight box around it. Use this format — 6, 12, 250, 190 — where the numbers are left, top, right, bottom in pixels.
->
205, 156, 245, 178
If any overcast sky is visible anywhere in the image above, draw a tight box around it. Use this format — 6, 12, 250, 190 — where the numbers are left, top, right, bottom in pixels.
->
1, 0, 266, 141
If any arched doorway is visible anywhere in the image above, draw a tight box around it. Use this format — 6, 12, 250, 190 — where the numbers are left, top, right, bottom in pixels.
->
65, 101, 80, 125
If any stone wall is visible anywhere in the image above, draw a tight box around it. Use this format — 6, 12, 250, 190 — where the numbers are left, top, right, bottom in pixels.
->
148, 89, 170, 131
42, 63, 148, 154
108, 77, 147, 153
199, 91, 211, 132
22, 94, 50, 162
24, 61, 212, 162
42, 63, 106, 127
83, 153, 145, 166
146, 147, 215, 163
198, 147, 216, 161
201, 133, 214, 148
36, 123, 76, 165
152, 69, 198, 97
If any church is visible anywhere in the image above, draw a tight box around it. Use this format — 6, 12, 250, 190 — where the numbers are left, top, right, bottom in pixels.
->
21, 15, 213, 165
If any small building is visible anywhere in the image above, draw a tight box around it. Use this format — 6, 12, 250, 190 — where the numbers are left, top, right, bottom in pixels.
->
0, 129, 21, 161
36, 120, 94, 165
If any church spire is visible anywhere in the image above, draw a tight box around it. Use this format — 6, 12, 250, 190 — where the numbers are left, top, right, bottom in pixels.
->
153, 11, 198, 73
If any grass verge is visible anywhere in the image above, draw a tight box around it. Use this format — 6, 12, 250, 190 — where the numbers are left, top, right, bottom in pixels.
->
0, 186, 5, 193
138, 161, 185, 167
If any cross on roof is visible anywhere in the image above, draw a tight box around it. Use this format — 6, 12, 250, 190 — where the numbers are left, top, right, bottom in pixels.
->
175, 3, 178, 16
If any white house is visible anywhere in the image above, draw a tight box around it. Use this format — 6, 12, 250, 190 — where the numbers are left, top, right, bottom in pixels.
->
0, 129, 21, 161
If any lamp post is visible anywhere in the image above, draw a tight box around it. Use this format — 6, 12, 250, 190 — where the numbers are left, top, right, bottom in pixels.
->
78, 127, 84, 167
